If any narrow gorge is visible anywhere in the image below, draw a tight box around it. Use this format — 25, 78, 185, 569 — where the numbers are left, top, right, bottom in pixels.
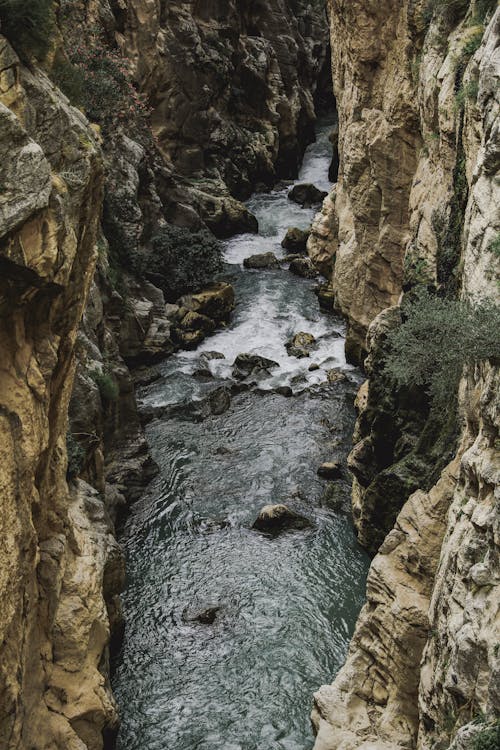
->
0, 2, 498, 750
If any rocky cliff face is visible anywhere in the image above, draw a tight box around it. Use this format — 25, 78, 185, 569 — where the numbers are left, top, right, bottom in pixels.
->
0, 0, 333, 746
0, 36, 123, 748
64, 0, 332, 237
311, 3, 499, 748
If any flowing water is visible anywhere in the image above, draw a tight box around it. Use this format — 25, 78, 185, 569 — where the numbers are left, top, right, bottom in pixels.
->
113, 118, 370, 750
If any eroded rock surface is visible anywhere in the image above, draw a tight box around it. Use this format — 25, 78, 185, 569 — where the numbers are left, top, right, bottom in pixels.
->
312, 6, 500, 750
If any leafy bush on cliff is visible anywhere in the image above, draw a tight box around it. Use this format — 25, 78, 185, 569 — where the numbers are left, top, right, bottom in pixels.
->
383, 289, 500, 412
472, 721, 500, 750
66, 432, 85, 480
90, 369, 119, 403
53, 30, 149, 132
0, 0, 53, 60
138, 226, 224, 301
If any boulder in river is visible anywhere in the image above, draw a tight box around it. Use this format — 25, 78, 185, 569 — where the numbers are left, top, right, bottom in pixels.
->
203, 386, 232, 417
281, 227, 310, 253
289, 257, 318, 279
179, 310, 216, 334
314, 283, 335, 311
232, 353, 279, 380
317, 461, 344, 480
177, 282, 235, 325
286, 332, 316, 358
288, 183, 328, 208
252, 504, 313, 535
243, 252, 281, 270
326, 368, 347, 384
182, 605, 220, 625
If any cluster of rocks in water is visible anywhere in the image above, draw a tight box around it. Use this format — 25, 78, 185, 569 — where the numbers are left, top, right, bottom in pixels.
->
242, 181, 329, 281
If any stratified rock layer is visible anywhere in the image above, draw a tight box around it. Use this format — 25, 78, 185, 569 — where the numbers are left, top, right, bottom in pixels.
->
312, 5, 500, 750
0, 37, 121, 748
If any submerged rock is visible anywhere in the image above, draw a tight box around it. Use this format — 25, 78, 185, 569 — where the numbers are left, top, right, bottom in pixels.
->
182, 605, 220, 625
252, 504, 313, 535
286, 332, 316, 358
289, 257, 318, 279
326, 369, 347, 384
201, 351, 226, 362
199, 387, 232, 417
274, 385, 294, 397
281, 227, 310, 252
232, 353, 279, 380
288, 183, 328, 207
243, 252, 281, 270
317, 461, 344, 480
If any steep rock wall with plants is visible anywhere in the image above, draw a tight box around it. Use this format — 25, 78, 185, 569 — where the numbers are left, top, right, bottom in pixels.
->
0, 35, 123, 749
311, 2, 499, 748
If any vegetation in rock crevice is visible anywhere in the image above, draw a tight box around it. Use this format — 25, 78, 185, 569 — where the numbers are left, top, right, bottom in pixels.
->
0, 0, 54, 60
472, 720, 500, 750
383, 288, 500, 414
136, 225, 224, 302
52, 28, 150, 135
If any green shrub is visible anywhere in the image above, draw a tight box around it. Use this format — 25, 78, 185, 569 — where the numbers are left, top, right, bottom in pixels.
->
454, 79, 480, 110
472, 721, 500, 750
461, 28, 484, 57
488, 233, 500, 259
138, 225, 224, 301
383, 289, 500, 413
474, 0, 497, 23
52, 29, 150, 133
91, 369, 119, 402
0, 0, 54, 60
424, 0, 469, 27
66, 431, 85, 480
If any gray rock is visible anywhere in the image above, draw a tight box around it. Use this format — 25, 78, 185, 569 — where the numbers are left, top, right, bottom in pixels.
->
281, 227, 310, 252
232, 353, 279, 380
289, 257, 319, 279
252, 504, 313, 535
243, 252, 281, 270
288, 183, 328, 207
318, 461, 344, 480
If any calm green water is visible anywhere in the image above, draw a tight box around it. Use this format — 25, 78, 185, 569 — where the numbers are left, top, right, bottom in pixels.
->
113, 119, 370, 750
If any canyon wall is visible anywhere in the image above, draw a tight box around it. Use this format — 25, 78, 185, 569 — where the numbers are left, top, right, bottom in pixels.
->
0, 1, 332, 747
0, 37, 122, 748
312, 2, 499, 748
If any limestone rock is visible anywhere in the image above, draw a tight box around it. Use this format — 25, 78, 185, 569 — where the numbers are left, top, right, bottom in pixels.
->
288, 183, 328, 207
232, 353, 280, 380
286, 332, 316, 358
289, 257, 319, 279
243, 252, 281, 270
281, 227, 310, 253
252, 504, 313, 535
307, 191, 338, 279
177, 282, 235, 325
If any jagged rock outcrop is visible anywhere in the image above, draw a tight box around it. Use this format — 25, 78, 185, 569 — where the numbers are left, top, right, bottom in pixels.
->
312, 4, 500, 749
66, 0, 332, 236
120, 0, 331, 195
0, 36, 121, 749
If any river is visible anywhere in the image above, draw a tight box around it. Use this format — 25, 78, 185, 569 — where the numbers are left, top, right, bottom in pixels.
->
113, 117, 370, 750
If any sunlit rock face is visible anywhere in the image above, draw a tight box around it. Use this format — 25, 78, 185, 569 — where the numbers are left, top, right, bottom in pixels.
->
0, 35, 124, 749
311, 5, 500, 750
